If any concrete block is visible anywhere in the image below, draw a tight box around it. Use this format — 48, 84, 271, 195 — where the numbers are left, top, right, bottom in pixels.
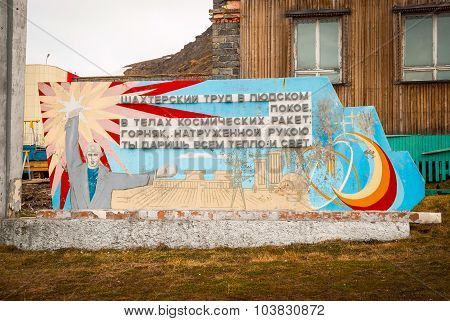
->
0, 218, 410, 250
0, 0, 27, 218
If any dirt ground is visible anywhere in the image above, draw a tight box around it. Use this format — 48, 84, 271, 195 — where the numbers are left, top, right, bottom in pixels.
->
20, 181, 52, 215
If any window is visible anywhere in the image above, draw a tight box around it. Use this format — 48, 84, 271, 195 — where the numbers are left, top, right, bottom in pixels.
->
403, 13, 450, 81
294, 18, 342, 84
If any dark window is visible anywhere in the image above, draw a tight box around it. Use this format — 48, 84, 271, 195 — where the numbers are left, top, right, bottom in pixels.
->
294, 17, 342, 84
403, 13, 450, 81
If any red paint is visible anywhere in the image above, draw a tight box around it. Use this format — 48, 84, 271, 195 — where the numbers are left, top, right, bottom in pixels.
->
66, 72, 78, 83
109, 81, 124, 88
359, 152, 397, 211
47, 154, 54, 188
59, 170, 70, 209
122, 80, 203, 96
42, 118, 48, 130
345, 148, 398, 211
106, 130, 121, 145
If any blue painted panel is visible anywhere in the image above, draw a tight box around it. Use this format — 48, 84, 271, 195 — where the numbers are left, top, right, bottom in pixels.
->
38, 77, 424, 211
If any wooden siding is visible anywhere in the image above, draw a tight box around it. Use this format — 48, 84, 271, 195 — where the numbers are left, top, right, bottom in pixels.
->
240, 0, 450, 134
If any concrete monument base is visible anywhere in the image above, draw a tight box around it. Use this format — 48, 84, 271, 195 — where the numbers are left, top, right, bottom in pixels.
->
1, 218, 410, 250
0, 210, 441, 250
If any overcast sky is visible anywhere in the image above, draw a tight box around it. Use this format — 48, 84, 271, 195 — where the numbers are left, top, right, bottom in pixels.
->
26, 0, 212, 76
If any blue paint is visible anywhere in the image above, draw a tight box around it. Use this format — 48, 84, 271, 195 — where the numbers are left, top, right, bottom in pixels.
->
51, 77, 424, 211
87, 167, 99, 201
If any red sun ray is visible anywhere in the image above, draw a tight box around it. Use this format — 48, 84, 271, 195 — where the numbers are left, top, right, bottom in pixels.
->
109, 81, 124, 88
59, 170, 70, 209
122, 80, 203, 96
47, 154, 54, 187
106, 130, 121, 145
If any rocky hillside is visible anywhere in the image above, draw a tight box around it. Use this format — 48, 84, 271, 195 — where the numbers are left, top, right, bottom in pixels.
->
123, 26, 212, 78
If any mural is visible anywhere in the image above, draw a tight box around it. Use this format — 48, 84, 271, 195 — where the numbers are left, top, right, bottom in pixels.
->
38, 77, 424, 211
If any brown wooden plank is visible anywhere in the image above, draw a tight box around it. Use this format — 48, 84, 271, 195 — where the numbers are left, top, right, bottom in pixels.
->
239, 0, 448, 134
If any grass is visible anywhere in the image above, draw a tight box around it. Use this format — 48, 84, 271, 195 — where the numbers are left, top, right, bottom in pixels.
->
0, 195, 448, 301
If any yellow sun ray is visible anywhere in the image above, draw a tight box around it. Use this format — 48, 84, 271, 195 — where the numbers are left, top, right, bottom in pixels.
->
78, 119, 94, 143
83, 82, 111, 102
51, 83, 71, 101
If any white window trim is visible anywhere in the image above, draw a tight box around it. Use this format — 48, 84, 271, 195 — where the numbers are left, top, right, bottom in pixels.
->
403, 13, 450, 81
294, 17, 343, 83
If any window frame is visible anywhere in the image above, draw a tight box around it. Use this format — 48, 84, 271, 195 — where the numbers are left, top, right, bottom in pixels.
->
293, 17, 343, 84
393, 3, 450, 83
402, 12, 450, 82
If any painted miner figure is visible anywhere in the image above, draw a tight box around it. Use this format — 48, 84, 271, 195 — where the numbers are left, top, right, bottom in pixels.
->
65, 108, 176, 209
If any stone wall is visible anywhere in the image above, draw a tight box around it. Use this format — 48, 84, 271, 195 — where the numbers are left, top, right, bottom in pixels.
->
211, 0, 240, 79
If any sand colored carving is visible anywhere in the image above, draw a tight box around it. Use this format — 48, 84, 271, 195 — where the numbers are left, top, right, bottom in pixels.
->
112, 167, 312, 211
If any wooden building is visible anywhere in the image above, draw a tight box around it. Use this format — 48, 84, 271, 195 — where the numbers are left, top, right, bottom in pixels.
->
212, 0, 450, 136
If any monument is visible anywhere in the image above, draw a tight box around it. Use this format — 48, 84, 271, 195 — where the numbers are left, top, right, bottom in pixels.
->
0, 77, 441, 250
40, 77, 423, 212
